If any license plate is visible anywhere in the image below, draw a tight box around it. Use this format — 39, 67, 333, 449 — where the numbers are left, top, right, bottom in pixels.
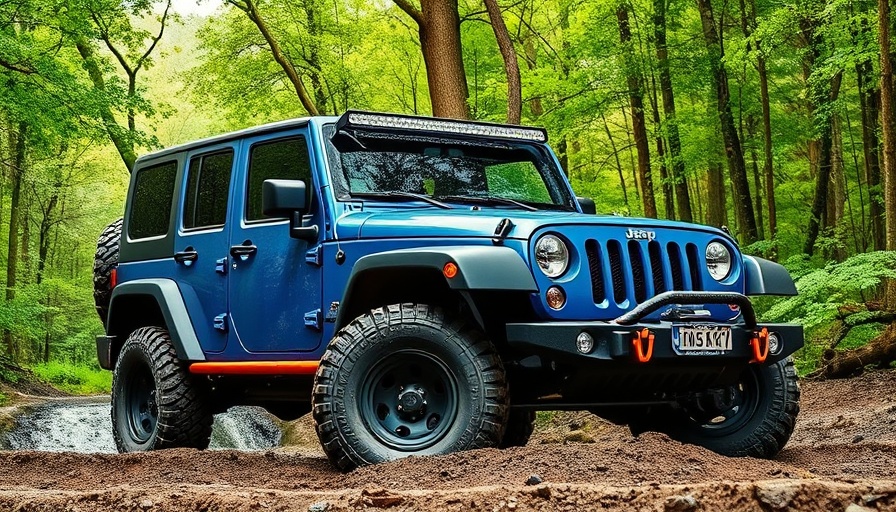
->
673, 325, 732, 355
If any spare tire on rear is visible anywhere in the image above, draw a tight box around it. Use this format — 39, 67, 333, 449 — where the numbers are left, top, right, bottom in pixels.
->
94, 218, 122, 326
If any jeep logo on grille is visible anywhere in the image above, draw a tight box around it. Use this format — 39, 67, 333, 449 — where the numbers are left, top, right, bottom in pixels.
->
625, 228, 656, 241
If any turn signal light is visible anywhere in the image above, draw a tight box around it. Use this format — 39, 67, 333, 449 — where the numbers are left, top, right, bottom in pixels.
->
443, 262, 458, 279
545, 286, 566, 310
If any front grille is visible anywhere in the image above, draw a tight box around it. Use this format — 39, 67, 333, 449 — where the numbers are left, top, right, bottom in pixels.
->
585, 238, 703, 306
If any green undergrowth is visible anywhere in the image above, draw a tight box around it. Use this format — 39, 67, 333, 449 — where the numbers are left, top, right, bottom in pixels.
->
0, 390, 7, 407
30, 362, 111, 395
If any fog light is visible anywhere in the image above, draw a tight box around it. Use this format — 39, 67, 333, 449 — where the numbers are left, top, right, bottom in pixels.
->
576, 332, 594, 354
768, 332, 781, 355
545, 286, 566, 310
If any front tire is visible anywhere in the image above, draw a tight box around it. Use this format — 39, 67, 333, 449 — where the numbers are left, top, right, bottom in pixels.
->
630, 358, 799, 458
500, 409, 536, 448
112, 327, 213, 452
312, 304, 509, 471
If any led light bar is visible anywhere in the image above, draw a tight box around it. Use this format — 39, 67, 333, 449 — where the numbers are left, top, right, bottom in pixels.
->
339, 111, 548, 143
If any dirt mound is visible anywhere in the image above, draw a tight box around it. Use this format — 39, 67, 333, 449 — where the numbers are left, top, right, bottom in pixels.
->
0, 370, 895, 511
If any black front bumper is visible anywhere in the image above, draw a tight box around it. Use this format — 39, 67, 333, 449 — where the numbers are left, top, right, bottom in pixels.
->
506, 291, 803, 365
506, 320, 803, 365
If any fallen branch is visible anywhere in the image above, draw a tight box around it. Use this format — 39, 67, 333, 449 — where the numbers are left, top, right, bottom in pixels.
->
817, 321, 896, 379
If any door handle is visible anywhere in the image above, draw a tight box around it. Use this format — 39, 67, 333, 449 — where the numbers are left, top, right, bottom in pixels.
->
230, 240, 257, 261
174, 247, 198, 266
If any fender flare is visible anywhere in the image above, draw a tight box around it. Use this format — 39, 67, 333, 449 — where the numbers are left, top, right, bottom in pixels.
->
107, 278, 206, 362
743, 256, 798, 296
335, 245, 537, 328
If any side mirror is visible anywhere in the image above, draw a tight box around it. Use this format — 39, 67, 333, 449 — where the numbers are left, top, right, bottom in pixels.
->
262, 179, 307, 217
262, 179, 318, 241
577, 196, 596, 215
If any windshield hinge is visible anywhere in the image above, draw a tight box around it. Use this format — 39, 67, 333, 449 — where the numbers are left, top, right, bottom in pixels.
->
305, 245, 322, 266
492, 218, 514, 245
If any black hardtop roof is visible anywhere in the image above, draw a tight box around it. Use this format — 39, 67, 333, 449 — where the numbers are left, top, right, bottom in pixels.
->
134, 116, 335, 166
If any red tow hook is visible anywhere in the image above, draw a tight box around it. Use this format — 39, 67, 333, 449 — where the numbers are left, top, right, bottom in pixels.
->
632, 328, 654, 363
750, 327, 769, 363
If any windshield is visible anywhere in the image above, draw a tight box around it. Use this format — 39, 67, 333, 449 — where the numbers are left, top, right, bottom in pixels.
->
323, 124, 575, 210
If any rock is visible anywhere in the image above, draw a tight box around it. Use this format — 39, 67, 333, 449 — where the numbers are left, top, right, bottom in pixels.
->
852, 435, 865, 443
308, 501, 331, 512
534, 485, 552, 499
525, 474, 543, 486
862, 494, 885, 504
664, 495, 698, 512
139, 499, 154, 509
563, 430, 595, 443
845, 505, 874, 512
755, 483, 797, 510
359, 488, 404, 508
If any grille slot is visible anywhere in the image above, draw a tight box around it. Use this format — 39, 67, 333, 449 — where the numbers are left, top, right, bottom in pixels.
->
607, 240, 626, 304
686, 243, 702, 289
585, 237, 705, 307
648, 241, 665, 294
628, 241, 647, 303
585, 239, 606, 304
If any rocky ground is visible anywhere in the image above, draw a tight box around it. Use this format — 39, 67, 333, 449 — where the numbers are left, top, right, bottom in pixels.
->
0, 371, 895, 511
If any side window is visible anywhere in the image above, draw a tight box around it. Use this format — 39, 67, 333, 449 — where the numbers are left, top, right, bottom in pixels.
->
246, 137, 313, 221
129, 161, 178, 239
183, 150, 234, 230
485, 162, 553, 203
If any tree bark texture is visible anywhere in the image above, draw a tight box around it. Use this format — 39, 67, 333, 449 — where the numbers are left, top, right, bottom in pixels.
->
654, 0, 692, 222
617, 4, 657, 218
484, 0, 521, 124
695, 0, 757, 243
879, 0, 896, 308
394, 0, 470, 119
857, 59, 885, 251
4, 122, 25, 360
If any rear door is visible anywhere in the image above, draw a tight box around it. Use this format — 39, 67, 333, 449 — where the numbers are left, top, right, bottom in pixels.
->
173, 145, 236, 353
227, 129, 323, 353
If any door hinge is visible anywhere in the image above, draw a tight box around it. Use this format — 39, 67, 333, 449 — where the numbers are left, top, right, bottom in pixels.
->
213, 313, 228, 332
215, 257, 228, 274
305, 245, 322, 266
304, 309, 322, 330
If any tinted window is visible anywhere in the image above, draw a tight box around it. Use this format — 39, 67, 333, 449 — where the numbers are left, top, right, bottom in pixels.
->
246, 137, 312, 221
129, 161, 177, 239
183, 150, 234, 229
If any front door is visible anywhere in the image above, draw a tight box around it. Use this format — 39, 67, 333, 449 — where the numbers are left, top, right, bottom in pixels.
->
227, 129, 323, 353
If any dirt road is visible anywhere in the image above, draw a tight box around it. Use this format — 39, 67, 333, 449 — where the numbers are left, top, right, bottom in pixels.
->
1, 371, 895, 511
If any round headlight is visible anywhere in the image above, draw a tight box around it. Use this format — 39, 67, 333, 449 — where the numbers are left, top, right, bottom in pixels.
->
706, 241, 732, 281
535, 235, 569, 278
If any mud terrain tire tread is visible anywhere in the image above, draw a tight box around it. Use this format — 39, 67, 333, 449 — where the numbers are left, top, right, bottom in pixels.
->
312, 303, 509, 471
631, 358, 799, 459
112, 326, 213, 452
500, 409, 536, 448
93, 218, 122, 325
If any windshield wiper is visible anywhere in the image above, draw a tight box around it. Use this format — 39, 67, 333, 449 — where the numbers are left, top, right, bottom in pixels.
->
345, 191, 453, 209
437, 195, 538, 211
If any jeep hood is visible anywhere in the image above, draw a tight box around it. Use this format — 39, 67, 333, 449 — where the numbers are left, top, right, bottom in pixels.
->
333, 209, 732, 242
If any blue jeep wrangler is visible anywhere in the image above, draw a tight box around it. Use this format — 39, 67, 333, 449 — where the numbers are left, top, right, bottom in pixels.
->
94, 111, 802, 469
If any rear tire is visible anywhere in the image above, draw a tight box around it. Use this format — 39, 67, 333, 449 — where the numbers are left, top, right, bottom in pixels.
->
112, 326, 213, 452
94, 218, 122, 326
629, 359, 799, 459
312, 304, 509, 471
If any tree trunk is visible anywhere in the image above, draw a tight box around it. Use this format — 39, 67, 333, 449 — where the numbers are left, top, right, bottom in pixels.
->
229, 0, 320, 115
745, 0, 775, 246
76, 40, 137, 172
802, 18, 843, 255
706, 163, 728, 227
617, 4, 657, 218
880, 0, 896, 309
484, 0, 521, 124
654, 0, 692, 222
820, 322, 896, 378
3, 122, 25, 361
601, 110, 631, 211
394, 0, 470, 119
302, 0, 329, 114
857, 59, 884, 251
695, 0, 757, 243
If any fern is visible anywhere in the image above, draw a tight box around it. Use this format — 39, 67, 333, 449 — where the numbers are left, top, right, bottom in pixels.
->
763, 251, 896, 330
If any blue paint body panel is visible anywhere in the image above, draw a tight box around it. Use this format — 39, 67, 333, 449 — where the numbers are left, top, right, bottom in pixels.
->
112, 116, 794, 365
